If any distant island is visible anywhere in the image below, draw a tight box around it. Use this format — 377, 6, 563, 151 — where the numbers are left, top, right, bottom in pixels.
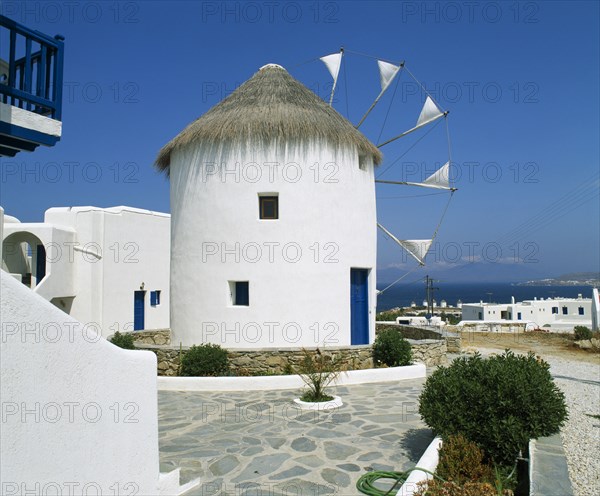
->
517, 272, 600, 287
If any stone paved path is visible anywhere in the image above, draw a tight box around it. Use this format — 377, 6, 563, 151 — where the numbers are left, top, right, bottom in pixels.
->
158, 378, 433, 496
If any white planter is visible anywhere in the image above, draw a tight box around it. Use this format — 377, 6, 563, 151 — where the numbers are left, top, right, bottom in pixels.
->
397, 436, 442, 496
158, 363, 426, 391
293, 395, 343, 411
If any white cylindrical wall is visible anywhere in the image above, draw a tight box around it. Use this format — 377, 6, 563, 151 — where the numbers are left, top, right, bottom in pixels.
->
169, 141, 377, 348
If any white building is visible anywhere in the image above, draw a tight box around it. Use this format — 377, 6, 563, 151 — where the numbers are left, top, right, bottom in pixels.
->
460, 294, 596, 331
396, 315, 446, 327
156, 64, 382, 348
1, 206, 170, 337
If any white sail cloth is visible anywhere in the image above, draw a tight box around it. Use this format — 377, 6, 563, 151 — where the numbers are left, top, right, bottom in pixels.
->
377, 60, 401, 92
377, 223, 433, 265
376, 162, 452, 190
405, 162, 451, 190
417, 96, 444, 127
320, 53, 342, 81
320, 52, 343, 105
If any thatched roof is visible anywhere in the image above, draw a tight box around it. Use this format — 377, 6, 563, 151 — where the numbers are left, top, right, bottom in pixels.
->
155, 64, 382, 173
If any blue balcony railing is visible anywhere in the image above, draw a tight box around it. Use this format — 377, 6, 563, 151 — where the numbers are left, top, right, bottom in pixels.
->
0, 15, 64, 120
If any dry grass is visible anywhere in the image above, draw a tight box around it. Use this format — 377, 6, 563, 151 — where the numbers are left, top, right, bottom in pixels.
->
155, 65, 382, 173
458, 331, 600, 364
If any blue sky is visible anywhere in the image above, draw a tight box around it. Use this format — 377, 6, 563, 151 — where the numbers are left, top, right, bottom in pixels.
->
0, 0, 598, 278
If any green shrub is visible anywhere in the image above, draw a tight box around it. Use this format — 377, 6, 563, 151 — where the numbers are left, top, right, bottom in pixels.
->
109, 331, 136, 350
437, 434, 494, 485
372, 329, 412, 367
419, 351, 567, 465
574, 326, 593, 341
414, 480, 511, 496
180, 344, 229, 376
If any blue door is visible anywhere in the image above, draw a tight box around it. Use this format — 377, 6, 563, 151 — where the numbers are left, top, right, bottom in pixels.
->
134, 291, 145, 330
350, 269, 369, 345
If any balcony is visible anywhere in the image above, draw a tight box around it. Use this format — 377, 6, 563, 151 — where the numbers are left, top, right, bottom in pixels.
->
0, 15, 64, 157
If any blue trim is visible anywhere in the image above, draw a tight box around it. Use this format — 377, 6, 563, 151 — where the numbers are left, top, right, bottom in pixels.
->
350, 269, 369, 345
134, 291, 145, 331
150, 290, 161, 306
0, 135, 38, 151
234, 282, 249, 306
0, 145, 20, 156
0, 121, 60, 147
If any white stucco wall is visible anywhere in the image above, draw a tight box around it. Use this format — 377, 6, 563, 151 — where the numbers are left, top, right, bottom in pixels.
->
1, 206, 171, 337
592, 288, 599, 331
0, 270, 161, 494
2, 223, 77, 299
169, 142, 377, 348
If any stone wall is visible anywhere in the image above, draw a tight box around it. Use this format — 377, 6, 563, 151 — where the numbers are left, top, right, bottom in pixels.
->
135, 339, 448, 376
410, 340, 447, 366
128, 329, 171, 346
445, 335, 462, 353
376, 322, 461, 355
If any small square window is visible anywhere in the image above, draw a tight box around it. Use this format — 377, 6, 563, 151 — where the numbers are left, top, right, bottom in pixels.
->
230, 281, 249, 306
150, 290, 161, 306
259, 195, 278, 220
578, 307, 584, 315
552, 307, 558, 314
562, 306, 568, 315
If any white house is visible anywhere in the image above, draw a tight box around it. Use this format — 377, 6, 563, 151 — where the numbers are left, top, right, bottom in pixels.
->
460, 294, 596, 331
1, 206, 170, 337
156, 63, 382, 348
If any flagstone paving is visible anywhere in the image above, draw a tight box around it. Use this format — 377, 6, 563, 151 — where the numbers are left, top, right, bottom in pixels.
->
158, 378, 433, 496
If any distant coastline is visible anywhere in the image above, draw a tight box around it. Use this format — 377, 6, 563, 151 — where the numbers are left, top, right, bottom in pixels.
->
516, 272, 599, 287
376, 282, 596, 312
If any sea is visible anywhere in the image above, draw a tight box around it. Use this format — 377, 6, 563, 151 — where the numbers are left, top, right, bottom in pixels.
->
376, 282, 596, 312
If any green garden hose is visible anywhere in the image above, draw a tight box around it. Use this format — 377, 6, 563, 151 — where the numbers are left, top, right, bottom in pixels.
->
356, 467, 439, 496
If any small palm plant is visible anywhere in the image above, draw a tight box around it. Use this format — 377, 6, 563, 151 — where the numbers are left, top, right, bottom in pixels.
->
295, 348, 344, 402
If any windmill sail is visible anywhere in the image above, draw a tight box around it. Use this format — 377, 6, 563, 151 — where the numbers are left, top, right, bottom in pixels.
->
377, 223, 432, 265
421, 161, 450, 189
375, 162, 453, 190
356, 59, 403, 129
320, 52, 343, 105
417, 96, 444, 127
398, 239, 433, 265
378, 95, 447, 147
378, 60, 401, 92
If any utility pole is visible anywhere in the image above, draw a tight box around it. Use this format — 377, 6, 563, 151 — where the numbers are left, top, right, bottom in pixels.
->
425, 275, 439, 320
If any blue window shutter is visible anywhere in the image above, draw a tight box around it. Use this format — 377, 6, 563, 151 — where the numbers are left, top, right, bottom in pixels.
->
236, 282, 249, 306
150, 291, 157, 306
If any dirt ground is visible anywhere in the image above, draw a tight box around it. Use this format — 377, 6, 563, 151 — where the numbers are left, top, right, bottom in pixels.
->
457, 331, 600, 365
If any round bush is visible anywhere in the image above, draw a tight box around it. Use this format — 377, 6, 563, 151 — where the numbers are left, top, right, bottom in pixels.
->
180, 344, 229, 376
372, 329, 412, 367
574, 325, 593, 341
419, 351, 568, 465
109, 331, 136, 350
